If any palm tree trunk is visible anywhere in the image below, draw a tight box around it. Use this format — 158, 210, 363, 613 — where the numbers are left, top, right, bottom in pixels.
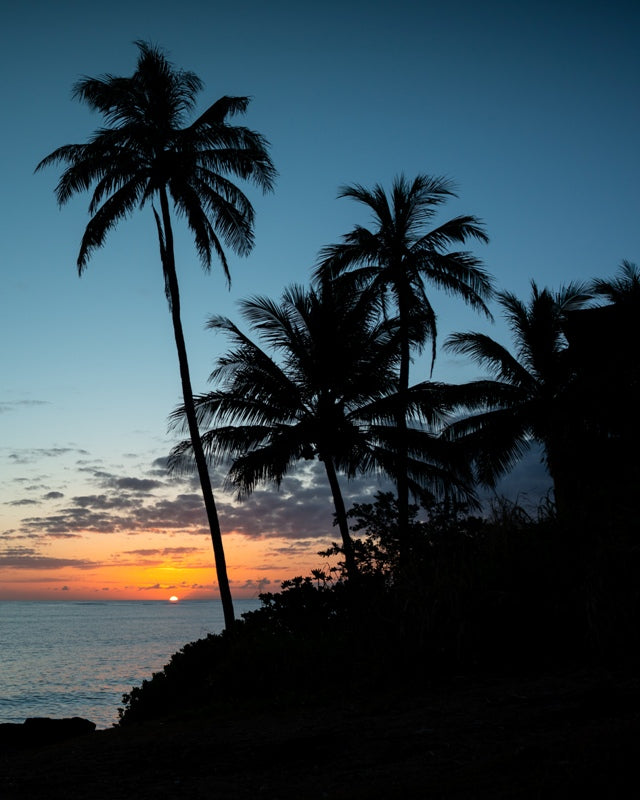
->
322, 455, 359, 583
396, 284, 412, 569
545, 435, 574, 520
159, 189, 235, 629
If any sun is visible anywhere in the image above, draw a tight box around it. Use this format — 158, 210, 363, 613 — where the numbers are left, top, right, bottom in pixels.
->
169, 595, 179, 603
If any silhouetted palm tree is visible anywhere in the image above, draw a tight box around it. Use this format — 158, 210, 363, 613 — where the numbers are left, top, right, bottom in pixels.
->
36, 42, 276, 628
169, 281, 467, 581
314, 175, 492, 555
444, 282, 592, 513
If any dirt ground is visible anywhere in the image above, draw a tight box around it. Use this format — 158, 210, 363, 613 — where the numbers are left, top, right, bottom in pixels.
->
2, 661, 639, 799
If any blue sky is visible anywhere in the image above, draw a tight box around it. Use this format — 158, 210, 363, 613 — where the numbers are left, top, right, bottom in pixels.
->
1, 0, 638, 598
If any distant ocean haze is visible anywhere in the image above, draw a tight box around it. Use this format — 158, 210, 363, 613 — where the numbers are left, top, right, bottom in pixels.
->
0, 599, 260, 729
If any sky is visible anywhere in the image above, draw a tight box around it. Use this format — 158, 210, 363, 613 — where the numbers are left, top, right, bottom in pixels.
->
1, 0, 638, 601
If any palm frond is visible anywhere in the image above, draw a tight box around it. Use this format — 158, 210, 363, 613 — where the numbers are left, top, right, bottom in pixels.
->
188, 95, 251, 128
444, 332, 534, 388
77, 179, 146, 271
413, 214, 489, 250
591, 260, 640, 304
413, 250, 494, 318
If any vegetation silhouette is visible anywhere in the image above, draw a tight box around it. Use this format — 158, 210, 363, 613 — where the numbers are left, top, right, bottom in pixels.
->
443, 281, 592, 516
591, 258, 640, 305
26, 38, 640, 794
111, 255, 639, 795
36, 42, 276, 628
315, 175, 493, 564
119, 488, 640, 727
561, 261, 640, 520
169, 279, 474, 582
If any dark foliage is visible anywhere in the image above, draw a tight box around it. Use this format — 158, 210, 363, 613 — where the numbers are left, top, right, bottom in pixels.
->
118, 495, 640, 726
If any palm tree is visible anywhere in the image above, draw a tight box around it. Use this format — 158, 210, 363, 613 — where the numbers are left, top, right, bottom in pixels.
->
169, 281, 468, 581
35, 42, 276, 628
443, 281, 592, 514
314, 174, 492, 556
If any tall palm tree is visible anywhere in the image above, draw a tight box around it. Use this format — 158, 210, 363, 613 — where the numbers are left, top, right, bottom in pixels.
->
169, 281, 468, 581
314, 175, 492, 556
443, 281, 592, 514
36, 42, 276, 628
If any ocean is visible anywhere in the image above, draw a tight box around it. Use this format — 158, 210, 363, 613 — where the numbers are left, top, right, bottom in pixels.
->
0, 599, 261, 729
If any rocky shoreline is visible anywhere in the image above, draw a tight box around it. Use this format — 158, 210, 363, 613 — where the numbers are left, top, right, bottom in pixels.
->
0, 716, 96, 750
2, 661, 639, 799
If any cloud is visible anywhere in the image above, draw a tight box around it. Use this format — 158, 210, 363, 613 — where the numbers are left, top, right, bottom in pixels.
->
0, 400, 50, 414
238, 578, 272, 593
150, 456, 170, 474
17, 492, 208, 537
5, 498, 38, 506
137, 583, 181, 591
111, 547, 206, 567
0, 547, 97, 570
123, 547, 201, 557
7, 449, 389, 551
216, 467, 390, 541
7, 447, 89, 464
75, 467, 163, 493
266, 540, 327, 558
72, 494, 138, 510
112, 477, 164, 492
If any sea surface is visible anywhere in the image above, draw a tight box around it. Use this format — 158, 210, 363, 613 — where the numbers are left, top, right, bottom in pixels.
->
0, 599, 261, 729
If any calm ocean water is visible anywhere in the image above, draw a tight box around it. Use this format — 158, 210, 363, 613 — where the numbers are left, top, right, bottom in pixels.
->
0, 599, 261, 729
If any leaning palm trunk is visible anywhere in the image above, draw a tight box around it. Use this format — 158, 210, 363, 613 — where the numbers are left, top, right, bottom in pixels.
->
158, 191, 235, 628
321, 454, 359, 583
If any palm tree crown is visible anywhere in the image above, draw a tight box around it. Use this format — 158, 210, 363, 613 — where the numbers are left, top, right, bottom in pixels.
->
37, 41, 275, 279
443, 281, 592, 509
170, 281, 467, 579
314, 174, 493, 369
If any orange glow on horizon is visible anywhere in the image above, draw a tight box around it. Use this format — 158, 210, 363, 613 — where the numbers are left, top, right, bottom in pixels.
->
0, 530, 330, 601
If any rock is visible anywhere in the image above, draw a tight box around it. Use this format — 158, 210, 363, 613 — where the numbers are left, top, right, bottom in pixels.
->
0, 717, 96, 749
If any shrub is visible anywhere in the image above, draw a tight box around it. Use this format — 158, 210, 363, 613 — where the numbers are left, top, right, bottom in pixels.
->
119, 496, 640, 725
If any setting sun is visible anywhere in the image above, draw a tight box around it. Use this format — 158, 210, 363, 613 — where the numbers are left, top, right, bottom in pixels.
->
169, 595, 179, 603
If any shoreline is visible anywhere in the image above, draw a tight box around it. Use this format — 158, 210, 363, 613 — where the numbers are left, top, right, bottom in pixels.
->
3, 660, 639, 799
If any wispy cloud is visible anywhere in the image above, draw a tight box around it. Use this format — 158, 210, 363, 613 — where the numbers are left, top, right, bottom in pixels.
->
0, 400, 50, 414
122, 547, 202, 557
6, 447, 89, 464
238, 578, 272, 593
0, 546, 97, 570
